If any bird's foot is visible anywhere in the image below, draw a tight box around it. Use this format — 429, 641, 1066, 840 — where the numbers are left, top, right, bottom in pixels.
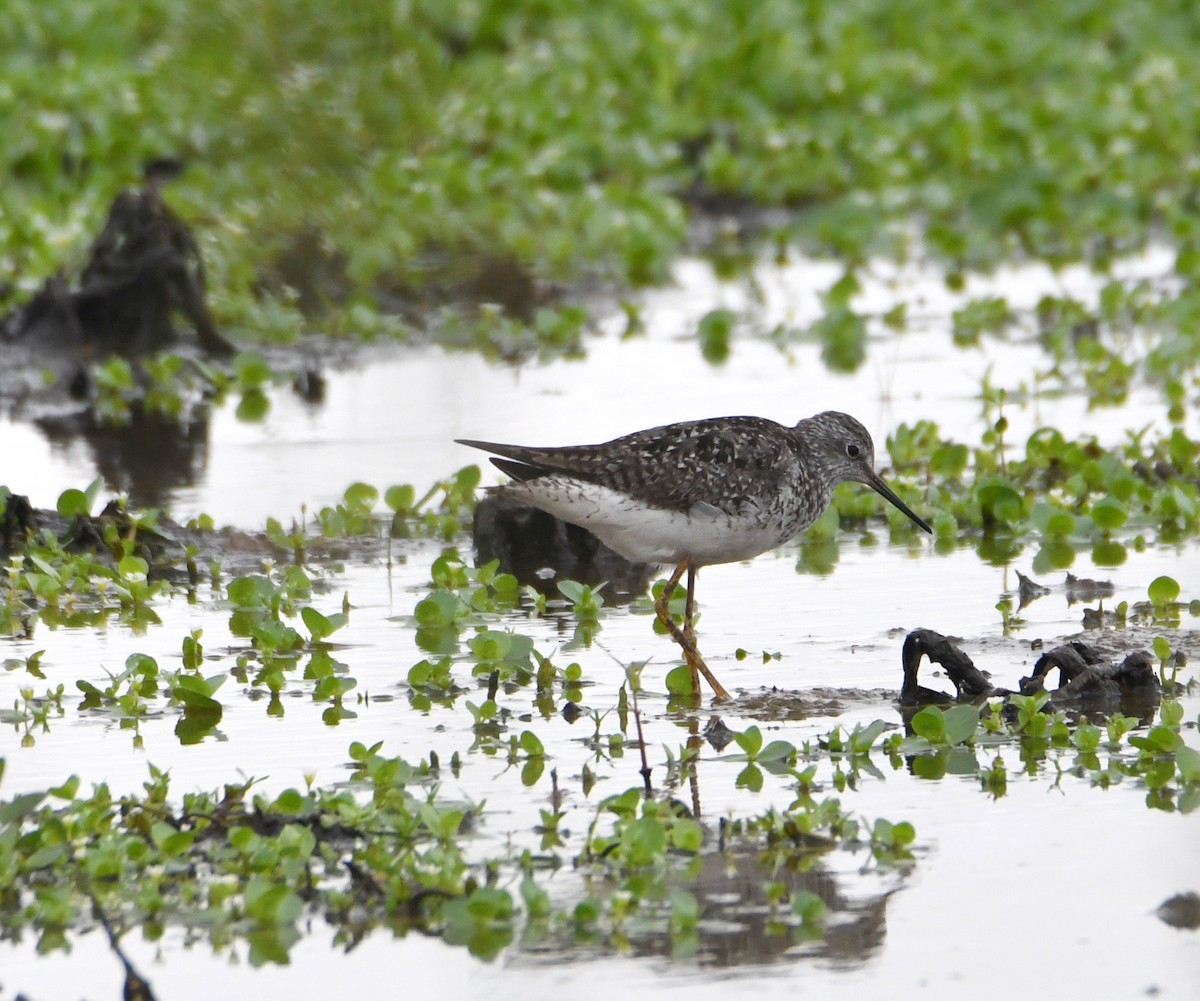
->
657, 609, 729, 700
653, 590, 730, 702
683, 643, 731, 703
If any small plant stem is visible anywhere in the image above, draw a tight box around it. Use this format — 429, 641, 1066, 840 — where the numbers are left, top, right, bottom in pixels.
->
628, 681, 653, 798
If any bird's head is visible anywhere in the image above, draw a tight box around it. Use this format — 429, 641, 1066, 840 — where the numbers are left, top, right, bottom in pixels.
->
801, 411, 932, 534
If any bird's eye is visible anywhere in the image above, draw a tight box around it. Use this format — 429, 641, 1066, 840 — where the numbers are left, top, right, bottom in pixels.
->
846, 443, 861, 459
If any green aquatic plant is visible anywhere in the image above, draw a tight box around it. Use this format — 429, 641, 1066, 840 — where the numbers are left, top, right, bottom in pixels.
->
468, 629, 536, 682
91, 357, 138, 424
0, 750, 483, 961
555, 579, 606, 648
513, 729, 548, 786
881, 418, 1200, 553
0, 505, 179, 636
812, 306, 867, 373
264, 471, 481, 553
387, 466, 482, 540
231, 351, 272, 421
952, 296, 1013, 348
409, 553, 526, 663
11, 0, 1200, 359
697, 308, 735, 365
55, 478, 105, 520
907, 705, 982, 748
316, 482, 380, 537
222, 566, 359, 717
0, 682, 65, 747
80, 352, 239, 427
1148, 574, 1181, 609
557, 579, 606, 619
724, 725, 801, 792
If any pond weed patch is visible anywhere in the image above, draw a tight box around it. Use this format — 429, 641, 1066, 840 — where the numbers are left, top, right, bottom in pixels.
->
10, 2, 1200, 353
2, 432, 1199, 984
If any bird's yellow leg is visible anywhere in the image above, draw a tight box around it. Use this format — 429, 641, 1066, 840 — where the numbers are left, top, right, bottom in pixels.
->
654, 559, 731, 702
683, 563, 701, 695
683, 563, 699, 647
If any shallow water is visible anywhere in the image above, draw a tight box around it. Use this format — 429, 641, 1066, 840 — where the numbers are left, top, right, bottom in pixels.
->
1, 248, 1198, 1000
3, 244, 1183, 522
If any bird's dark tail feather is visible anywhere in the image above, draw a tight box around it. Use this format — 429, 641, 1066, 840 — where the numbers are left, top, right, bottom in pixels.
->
490, 457, 549, 482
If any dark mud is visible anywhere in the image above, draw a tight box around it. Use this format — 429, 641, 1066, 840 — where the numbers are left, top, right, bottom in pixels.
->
1, 177, 233, 362
900, 626, 1164, 718
0, 491, 394, 584
471, 494, 655, 599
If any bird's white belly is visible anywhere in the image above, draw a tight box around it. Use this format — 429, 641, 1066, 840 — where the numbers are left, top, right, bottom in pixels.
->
507, 480, 787, 566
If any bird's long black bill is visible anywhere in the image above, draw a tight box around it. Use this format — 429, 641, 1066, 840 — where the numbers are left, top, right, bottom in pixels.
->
866, 471, 933, 534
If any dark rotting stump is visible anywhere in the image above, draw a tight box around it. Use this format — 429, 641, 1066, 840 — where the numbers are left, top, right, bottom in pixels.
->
0, 163, 239, 508
1015, 569, 1051, 609
1064, 572, 1116, 605
1156, 891, 1200, 931
471, 493, 655, 601
0, 492, 37, 552
900, 627, 1161, 717
900, 628, 1004, 706
1, 162, 235, 359
1020, 642, 1161, 712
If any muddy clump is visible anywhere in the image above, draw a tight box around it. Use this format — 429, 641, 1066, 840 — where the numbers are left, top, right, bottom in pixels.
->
900, 627, 1162, 716
2, 164, 233, 362
471, 493, 655, 600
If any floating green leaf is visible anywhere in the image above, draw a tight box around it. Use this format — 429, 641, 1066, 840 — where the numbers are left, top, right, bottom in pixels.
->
1148, 576, 1181, 606
55, 489, 90, 519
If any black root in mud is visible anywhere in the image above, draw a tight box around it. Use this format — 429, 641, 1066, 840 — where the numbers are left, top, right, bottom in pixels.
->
471, 495, 655, 599
0, 492, 37, 551
901, 627, 1161, 715
900, 628, 1000, 704
1019, 642, 1161, 706
0, 490, 200, 567
1, 170, 234, 359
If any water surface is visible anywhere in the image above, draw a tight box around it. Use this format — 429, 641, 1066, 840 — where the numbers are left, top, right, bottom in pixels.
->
1, 248, 1197, 1000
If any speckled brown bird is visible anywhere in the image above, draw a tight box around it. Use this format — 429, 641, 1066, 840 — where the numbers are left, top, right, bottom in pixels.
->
458, 411, 932, 701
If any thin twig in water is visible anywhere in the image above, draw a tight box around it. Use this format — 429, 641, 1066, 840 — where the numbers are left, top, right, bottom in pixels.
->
627, 680, 653, 798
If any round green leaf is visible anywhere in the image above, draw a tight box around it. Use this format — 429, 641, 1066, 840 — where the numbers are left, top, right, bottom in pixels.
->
977, 479, 1024, 525
414, 590, 460, 627
518, 729, 545, 756
236, 388, 270, 422
227, 575, 276, 608
343, 482, 379, 510
118, 555, 149, 580
384, 484, 416, 513
233, 351, 272, 388
1148, 575, 1181, 606
301, 606, 333, 640
910, 706, 947, 743
56, 488, 90, 518
942, 705, 981, 746
1090, 496, 1128, 531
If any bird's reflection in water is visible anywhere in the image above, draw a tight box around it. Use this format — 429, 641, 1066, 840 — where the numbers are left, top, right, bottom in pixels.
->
513, 844, 895, 970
